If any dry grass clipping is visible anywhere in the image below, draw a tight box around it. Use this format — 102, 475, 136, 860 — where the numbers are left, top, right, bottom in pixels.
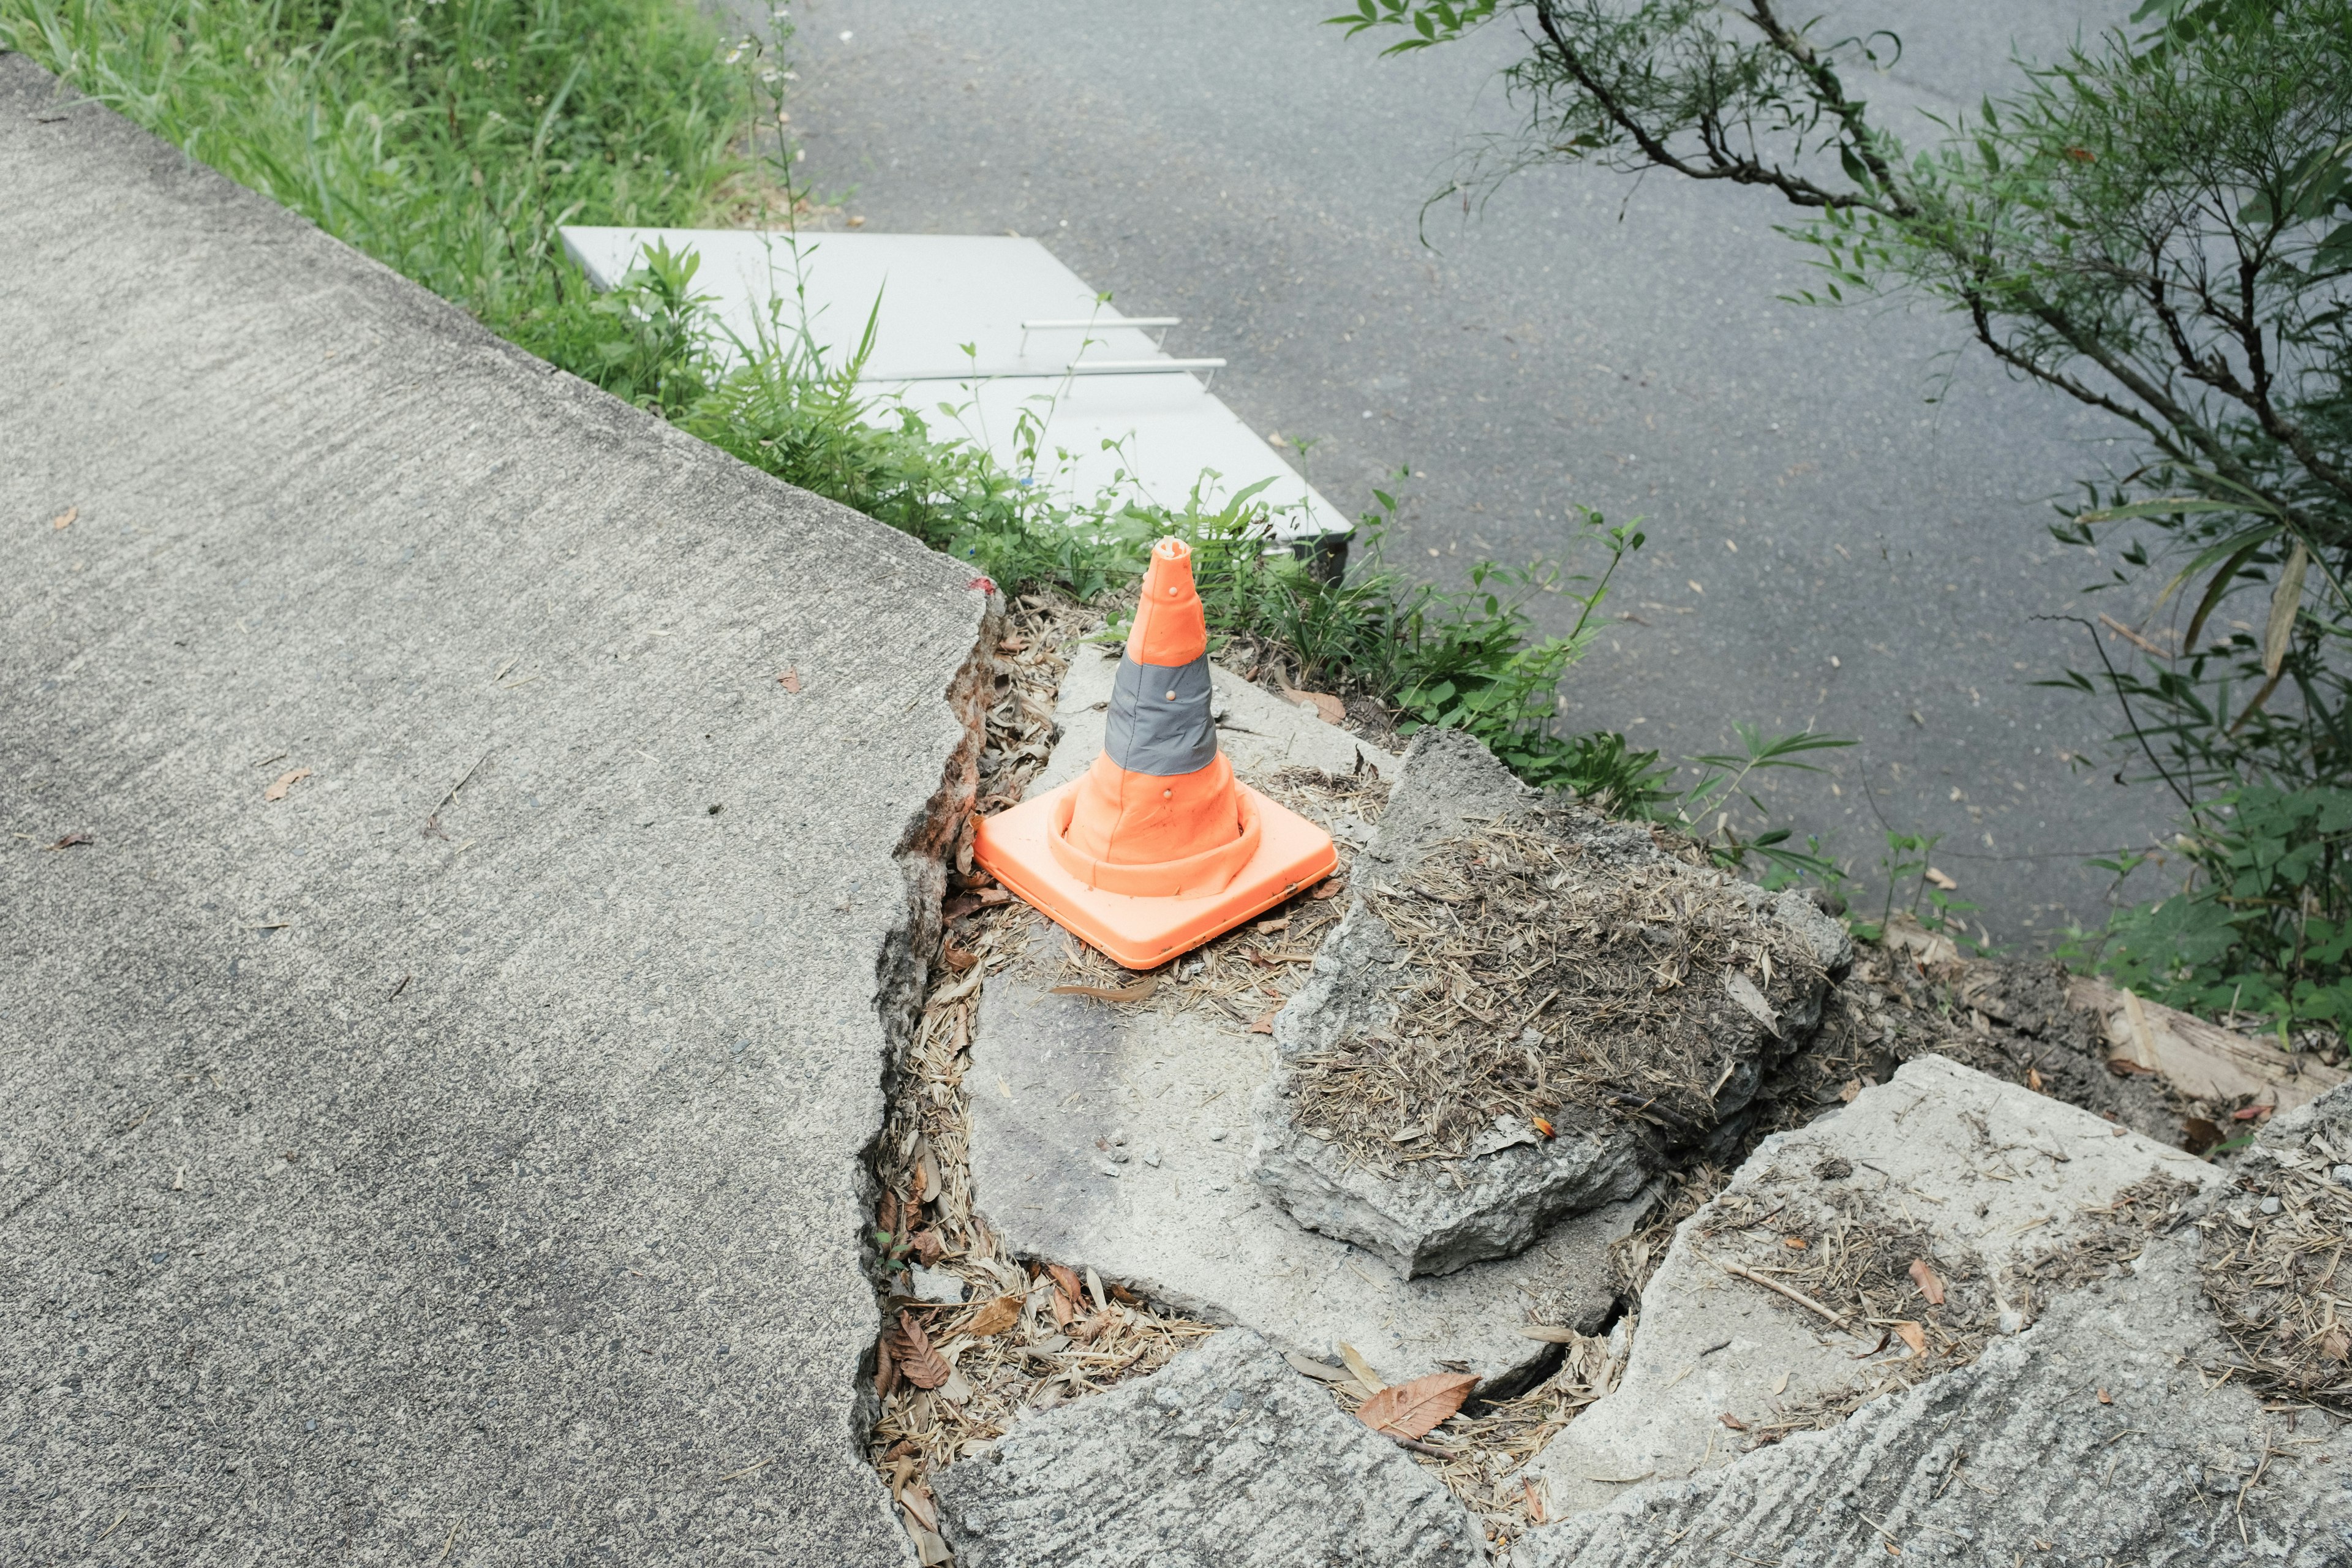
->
1289, 822, 1822, 1172
2199, 1155, 2352, 1414
1701, 1169, 2201, 1444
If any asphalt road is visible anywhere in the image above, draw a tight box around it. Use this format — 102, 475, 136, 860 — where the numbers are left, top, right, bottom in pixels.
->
758, 0, 2173, 946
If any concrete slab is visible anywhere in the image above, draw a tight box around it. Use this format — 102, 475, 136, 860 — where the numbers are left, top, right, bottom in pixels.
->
932, 1328, 1486, 1568
1522, 1055, 2222, 1521
966, 638, 1626, 1383
1510, 1219, 2351, 1568
1, 58, 992, 1566
1251, 732, 1851, 1278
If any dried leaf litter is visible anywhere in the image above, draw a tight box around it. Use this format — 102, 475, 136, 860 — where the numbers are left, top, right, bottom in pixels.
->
1289, 821, 1824, 1172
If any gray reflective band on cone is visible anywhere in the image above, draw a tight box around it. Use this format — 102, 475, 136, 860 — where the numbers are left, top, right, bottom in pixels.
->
1105, 654, 1217, 776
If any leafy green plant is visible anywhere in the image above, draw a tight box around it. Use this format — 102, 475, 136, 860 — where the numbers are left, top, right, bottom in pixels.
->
2068, 785, 2352, 1024
1334, 0, 2352, 1027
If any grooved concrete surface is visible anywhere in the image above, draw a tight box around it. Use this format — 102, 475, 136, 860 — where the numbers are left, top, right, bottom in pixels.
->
1, 56, 990, 1566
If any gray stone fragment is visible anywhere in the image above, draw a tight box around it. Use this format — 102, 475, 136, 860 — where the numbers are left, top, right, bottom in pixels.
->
1250, 731, 1843, 1277
1523, 1054, 2222, 1520
932, 1329, 1485, 1568
910, 1265, 968, 1305
1511, 1237, 2351, 1567
1, 59, 986, 1566
971, 939, 1645, 1383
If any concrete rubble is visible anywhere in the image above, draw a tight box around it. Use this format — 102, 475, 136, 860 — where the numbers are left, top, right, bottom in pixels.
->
1510, 1080, 2352, 1568
1, 59, 986, 1566
1522, 1054, 2221, 1517
969, 664, 1643, 1382
1250, 731, 1852, 1278
931, 1327, 1487, 1568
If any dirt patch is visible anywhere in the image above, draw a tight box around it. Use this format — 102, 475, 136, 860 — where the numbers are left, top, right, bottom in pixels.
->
1748, 949, 2191, 1148
1286, 820, 1825, 1174
2198, 1158, 2352, 1414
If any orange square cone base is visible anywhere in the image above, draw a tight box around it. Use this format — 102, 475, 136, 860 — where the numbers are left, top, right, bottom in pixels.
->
974, 777, 1338, 970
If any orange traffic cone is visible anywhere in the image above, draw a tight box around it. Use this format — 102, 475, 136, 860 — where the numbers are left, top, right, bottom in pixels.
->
974, 538, 1337, 968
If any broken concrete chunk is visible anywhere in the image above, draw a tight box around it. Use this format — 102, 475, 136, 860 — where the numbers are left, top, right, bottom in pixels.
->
1522, 1054, 2222, 1521
968, 925, 1645, 1384
1250, 730, 1844, 1278
1511, 1231, 2351, 1567
933, 1328, 1485, 1567
910, 1264, 968, 1305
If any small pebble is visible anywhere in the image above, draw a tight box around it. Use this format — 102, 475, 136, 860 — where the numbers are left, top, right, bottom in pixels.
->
1142, 1147, 1162, 1167
910, 1265, 966, 1305
2333, 1164, 2352, 1186
2259, 1195, 2282, 1215
1208, 1128, 1227, 1142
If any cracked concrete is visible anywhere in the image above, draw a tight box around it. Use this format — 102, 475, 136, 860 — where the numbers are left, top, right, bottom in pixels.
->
1, 57, 989, 1566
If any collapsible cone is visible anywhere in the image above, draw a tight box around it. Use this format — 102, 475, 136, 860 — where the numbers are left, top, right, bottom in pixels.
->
974, 538, 1338, 969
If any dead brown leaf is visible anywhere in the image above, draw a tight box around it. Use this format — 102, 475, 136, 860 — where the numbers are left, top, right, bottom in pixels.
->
1249, 1011, 1276, 1035
909, 1229, 946, 1266
1049, 1287, 1074, 1328
1355, 1370, 1477, 1440
1924, 867, 1958, 891
1782, 1235, 1809, 1250
1907, 1259, 1946, 1306
976, 887, 1011, 905
888, 1313, 951, 1390
2323, 1328, 2349, 1363
1838, 1078, 1862, 1102
1719, 1412, 1748, 1431
1049, 977, 1156, 1004
875, 1335, 898, 1398
778, 666, 802, 693
1311, 878, 1344, 899
1047, 1263, 1082, 1301
2026, 1066, 2045, 1093
2095, 1387, 2113, 1405
942, 939, 980, 971
49, 505, 78, 531
1893, 1321, 1926, 1356
915, 1147, 941, 1205
46, 832, 94, 851
263, 767, 312, 802
964, 1294, 1023, 1337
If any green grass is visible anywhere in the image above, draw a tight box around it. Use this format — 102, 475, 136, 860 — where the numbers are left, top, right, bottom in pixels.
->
0, 0, 749, 338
